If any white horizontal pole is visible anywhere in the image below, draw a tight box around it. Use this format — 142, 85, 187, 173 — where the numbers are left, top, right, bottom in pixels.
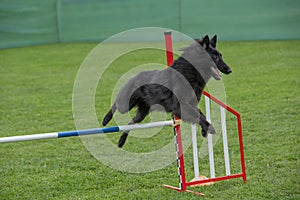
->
0, 132, 58, 143
0, 120, 180, 144
119, 120, 176, 131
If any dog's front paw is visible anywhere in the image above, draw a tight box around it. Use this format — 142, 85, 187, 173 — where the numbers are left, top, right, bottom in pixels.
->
202, 124, 216, 137
202, 129, 208, 137
208, 124, 216, 135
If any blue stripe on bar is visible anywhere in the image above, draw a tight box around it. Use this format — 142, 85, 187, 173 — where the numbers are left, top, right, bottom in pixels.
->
58, 131, 78, 138
101, 126, 120, 133
57, 126, 120, 138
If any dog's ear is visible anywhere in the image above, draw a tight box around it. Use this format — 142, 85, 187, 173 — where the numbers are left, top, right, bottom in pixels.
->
211, 35, 217, 48
203, 35, 210, 49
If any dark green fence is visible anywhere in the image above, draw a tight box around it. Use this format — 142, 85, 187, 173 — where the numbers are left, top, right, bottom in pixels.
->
1, 0, 299, 48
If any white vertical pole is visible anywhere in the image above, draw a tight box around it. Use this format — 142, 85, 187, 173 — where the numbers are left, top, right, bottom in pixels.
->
220, 107, 231, 175
191, 123, 200, 180
205, 96, 215, 178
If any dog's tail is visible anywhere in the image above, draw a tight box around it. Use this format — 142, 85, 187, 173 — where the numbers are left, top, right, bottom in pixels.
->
102, 103, 117, 126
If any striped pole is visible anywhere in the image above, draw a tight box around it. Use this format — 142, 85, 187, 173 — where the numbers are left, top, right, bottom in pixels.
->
0, 120, 181, 144
164, 31, 187, 191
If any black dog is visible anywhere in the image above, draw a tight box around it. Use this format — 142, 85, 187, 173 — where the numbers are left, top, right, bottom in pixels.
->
103, 35, 232, 148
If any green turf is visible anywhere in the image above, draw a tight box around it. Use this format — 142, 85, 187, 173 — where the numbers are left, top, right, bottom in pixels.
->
0, 40, 299, 199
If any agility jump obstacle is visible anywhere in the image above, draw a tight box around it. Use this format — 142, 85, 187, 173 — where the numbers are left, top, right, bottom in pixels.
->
0, 120, 181, 144
163, 32, 246, 196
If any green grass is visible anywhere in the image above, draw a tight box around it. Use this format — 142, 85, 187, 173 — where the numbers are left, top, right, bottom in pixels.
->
0, 40, 299, 199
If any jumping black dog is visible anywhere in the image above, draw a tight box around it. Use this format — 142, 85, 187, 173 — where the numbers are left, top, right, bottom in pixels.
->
102, 35, 232, 147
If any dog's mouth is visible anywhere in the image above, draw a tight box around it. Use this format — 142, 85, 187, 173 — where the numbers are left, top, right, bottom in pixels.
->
211, 66, 222, 80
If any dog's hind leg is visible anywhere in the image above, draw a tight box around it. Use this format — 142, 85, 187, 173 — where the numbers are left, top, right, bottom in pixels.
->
102, 103, 117, 126
118, 104, 150, 148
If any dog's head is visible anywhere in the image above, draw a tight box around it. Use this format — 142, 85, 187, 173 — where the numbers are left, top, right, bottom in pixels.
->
196, 35, 232, 80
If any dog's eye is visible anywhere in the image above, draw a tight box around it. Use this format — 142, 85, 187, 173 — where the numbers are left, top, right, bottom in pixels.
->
213, 54, 218, 60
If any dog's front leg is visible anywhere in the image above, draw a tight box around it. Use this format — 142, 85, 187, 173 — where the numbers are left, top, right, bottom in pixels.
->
173, 104, 215, 137
198, 108, 216, 137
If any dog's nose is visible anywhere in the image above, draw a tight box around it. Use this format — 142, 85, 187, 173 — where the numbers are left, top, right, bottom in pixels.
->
227, 69, 232, 74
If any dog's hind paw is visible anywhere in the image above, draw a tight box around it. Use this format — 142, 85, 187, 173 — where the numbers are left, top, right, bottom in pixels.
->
102, 117, 109, 126
118, 133, 128, 148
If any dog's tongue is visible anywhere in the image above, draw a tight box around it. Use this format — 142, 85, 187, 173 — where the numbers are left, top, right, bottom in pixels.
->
211, 67, 222, 80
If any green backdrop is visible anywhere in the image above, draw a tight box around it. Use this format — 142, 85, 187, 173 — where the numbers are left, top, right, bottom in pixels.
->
1, 0, 299, 48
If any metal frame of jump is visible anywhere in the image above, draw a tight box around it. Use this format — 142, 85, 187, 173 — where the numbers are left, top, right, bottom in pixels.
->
163, 31, 246, 196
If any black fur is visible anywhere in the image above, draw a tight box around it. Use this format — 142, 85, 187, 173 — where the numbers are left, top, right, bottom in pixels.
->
102, 35, 232, 147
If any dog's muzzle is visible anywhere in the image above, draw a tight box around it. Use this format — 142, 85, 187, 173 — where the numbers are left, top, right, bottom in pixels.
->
225, 68, 232, 74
